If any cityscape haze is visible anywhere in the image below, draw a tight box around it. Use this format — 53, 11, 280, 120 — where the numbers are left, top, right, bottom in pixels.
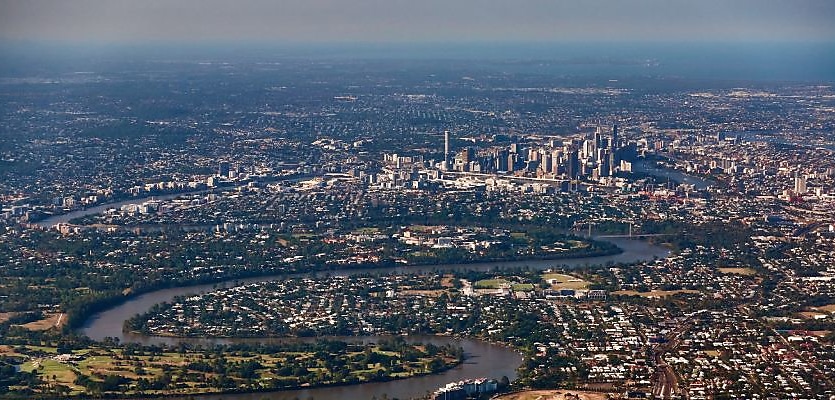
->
0, 1, 834, 399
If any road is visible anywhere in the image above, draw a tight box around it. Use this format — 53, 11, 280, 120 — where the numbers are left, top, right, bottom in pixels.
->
650, 320, 690, 399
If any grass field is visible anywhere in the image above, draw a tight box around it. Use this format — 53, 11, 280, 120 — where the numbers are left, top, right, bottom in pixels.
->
408, 225, 443, 233
475, 279, 509, 289
511, 283, 535, 292
542, 273, 589, 290
353, 227, 380, 233
38, 360, 81, 391
567, 240, 589, 248
21, 345, 58, 354
7, 341, 461, 397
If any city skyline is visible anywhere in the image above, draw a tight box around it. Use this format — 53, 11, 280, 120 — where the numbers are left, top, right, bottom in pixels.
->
1, 2, 835, 398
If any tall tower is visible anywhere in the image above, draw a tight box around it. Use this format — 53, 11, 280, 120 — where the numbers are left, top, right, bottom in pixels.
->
566, 147, 580, 179
444, 130, 450, 170
218, 161, 230, 177
794, 172, 807, 194
611, 124, 619, 149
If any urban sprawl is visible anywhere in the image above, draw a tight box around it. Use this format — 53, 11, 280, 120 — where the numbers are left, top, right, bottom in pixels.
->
0, 58, 833, 399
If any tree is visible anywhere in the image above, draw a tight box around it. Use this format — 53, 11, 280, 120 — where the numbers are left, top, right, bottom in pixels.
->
499, 375, 510, 389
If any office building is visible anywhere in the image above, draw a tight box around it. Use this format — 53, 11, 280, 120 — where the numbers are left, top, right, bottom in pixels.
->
444, 130, 451, 170
795, 174, 807, 194
218, 161, 230, 177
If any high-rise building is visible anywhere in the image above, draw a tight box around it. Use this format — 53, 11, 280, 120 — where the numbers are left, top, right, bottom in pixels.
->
496, 149, 509, 172
461, 147, 474, 163
541, 153, 553, 175
598, 151, 610, 177
454, 148, 475, 172
794, 174, 807, 194
566, 148, 580, 179
583, 139, 596, 160
608, 151, 617, 176
611, 124, 619, 149
444, 130, 451, 170
218, 161, 230, 177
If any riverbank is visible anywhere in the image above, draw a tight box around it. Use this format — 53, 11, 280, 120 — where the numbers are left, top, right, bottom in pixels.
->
70, 238, 666, 400
632, 157, 715, 190
34, 174, 312, 229
33, 189, 214, 229
131, 337, 519, 400
71, 241, 621, 334
8, 338, 466, 399
81, 238, 666, 343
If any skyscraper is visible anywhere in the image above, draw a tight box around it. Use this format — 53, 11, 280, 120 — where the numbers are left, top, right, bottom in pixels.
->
794, 173, 807, 194
566, 148, 580, 179
444, 130, 450, 170
218, 161, 230, 177
611, 124, 619, 149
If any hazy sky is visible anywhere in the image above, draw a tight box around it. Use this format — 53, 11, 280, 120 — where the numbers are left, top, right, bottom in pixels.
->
1, 0, 834, 43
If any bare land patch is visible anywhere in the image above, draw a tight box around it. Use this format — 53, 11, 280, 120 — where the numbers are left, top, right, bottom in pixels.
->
815, 304, 835, 313
542, 273, 589, 290
400, 289, 447, 297
20, 313, 65, 331
799, 311, 829, 320
613, 289, 701, 298
494, 390, 609, 400
440, 275, 455, 288
718, 267, 757, 276
0, 312, 15, 323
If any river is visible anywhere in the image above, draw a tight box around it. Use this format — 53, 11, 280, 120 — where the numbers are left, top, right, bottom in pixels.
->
82, 238, 666, 343
632, 159, 713, 190
59, 177, 669, 400
80, 237, 668, 400
35, 190, 212, 229
35, 175, 311, 229
37, 161, 710, 231
152, 336, 520, 400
